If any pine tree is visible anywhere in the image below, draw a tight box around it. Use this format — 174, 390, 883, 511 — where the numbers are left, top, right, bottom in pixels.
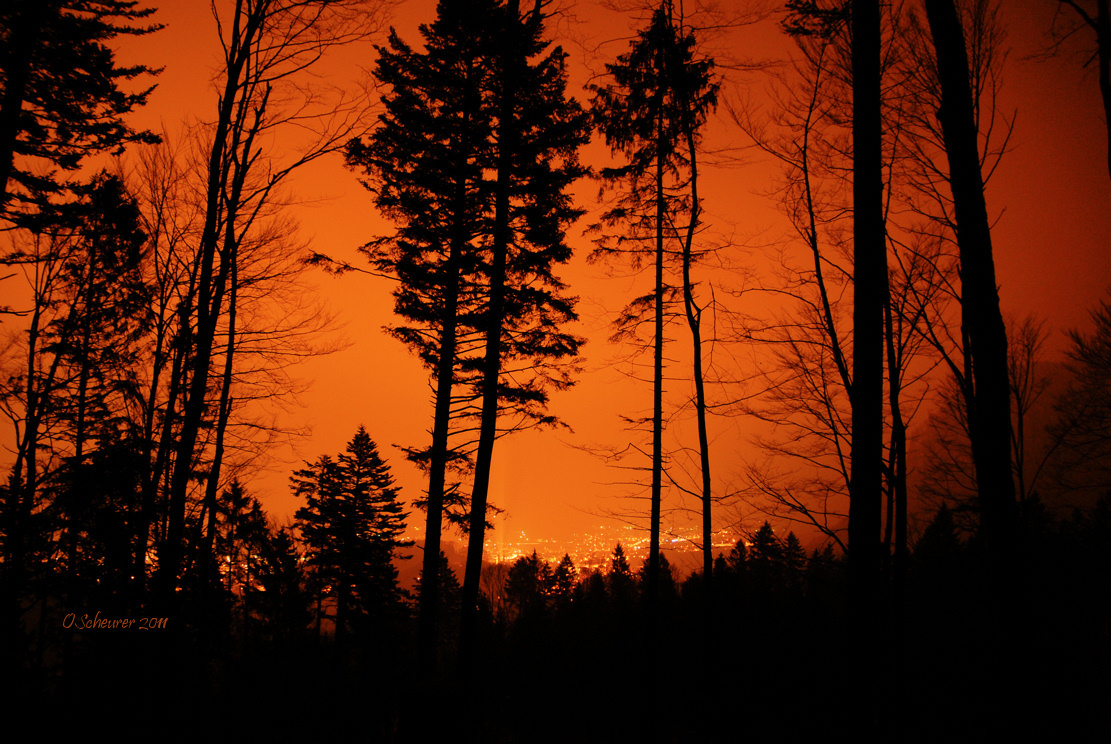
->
1, 172, 150, 635
345, 0, 494, 658
782, 531, 807, 594
459, 0, 589, 670
504, 550, 547, 620
608, 542, 636, 604
749, 521, 784, 594
47, 173, 151, 467
293, 426, 411, 646
252, 527, 313, 648
0, 0, 160, 221
553, 553, 576, 607
345, 0, 586, 661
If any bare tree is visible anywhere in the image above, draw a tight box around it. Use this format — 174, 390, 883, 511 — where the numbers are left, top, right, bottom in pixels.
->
155, 0, 381, 605
1047, 0, 1111, 179
922, 0, 1018, 550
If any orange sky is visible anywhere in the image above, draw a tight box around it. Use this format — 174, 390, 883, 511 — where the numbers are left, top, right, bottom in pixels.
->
110, 0, 1111, 551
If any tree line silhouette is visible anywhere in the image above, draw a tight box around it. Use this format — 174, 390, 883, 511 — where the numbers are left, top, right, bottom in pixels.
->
2, 0, 1110, 740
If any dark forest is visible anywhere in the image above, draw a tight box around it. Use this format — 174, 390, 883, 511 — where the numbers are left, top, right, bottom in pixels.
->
2, 0, 1110, 741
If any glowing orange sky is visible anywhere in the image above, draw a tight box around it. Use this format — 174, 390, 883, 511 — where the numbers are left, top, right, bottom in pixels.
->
112, 0, 1111, 550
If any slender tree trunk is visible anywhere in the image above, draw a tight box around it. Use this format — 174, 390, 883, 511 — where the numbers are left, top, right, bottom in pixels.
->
883, 274, 908, 722
158, 0, 260, 605
419, 92, 475, 667
849, 0, 885, 734
679, 108, 712, 601
926, 1, 1022, 732
1098, 0, 1111, 180
646, 22, 667, 622
418, 268, 459, 666
202, 223, 240, 558
134, 294, 189, 610
460, 0, 528, 676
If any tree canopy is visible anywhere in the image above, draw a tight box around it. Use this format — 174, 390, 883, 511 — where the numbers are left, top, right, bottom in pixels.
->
0, 0, 160, 223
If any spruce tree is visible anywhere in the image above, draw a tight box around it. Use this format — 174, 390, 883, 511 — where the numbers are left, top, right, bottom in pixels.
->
553, 553, 576, 606
0, 0, 160, 221
293, 426, 411, 646
345, 0, 586, 663
459, 0, 588, 668
345, 0, 495, 658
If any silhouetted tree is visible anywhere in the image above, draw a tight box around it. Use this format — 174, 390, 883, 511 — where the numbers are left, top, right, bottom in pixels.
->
727, 537, 747, 577
736, 0, 929, 567
552, 553, 576, 608
1053, 292, 1111, 495
413, 550, 462, 649
158, 0, 378, 608
344, 0, 494, 658
504, 551, 548, 620
608, 542, 637, 605
669, 5, 720, 601
748, 521, 784, 594
0, 0, 160, 222
293, 427, 411, 647
1, 172, 150, 655
459, 0, 588, 669
848, 3, 886, 698
251, 527, 313, 648
782, 531, 807, 594
1048, 1, 1111, 180
591, 0, 717, 616
345, 0, 585, 664
923, 0, 1018, 549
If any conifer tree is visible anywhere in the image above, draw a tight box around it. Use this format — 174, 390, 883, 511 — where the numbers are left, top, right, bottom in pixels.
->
590, 0, 717, 613
0, 0, 160, 221
553, 553, 576, 606
608, 542, 636, 604
459, 0, 588, 667
345, 0, 586, 662
1, 172, 150, 637
504, 550, 547, 620
293, 426, 410, 646
345, 0, 494, 658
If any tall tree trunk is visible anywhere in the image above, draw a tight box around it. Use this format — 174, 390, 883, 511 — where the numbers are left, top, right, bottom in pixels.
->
849, 0, 885, 733
418, 92, 474, 667
646, 18, 667, 622
460, 0, 528, 676
158, 0, 260, 605
202, 219, 240, 559
925, 2, 1021, 730
883, 273, 908, 726
134, 291, 191, 610
679, 102, 713, 601
924, 0, 1017, 548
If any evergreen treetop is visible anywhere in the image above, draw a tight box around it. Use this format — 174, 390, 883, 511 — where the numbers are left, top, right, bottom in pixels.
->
0, 0, 161, 223
293, 426, 411, 627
